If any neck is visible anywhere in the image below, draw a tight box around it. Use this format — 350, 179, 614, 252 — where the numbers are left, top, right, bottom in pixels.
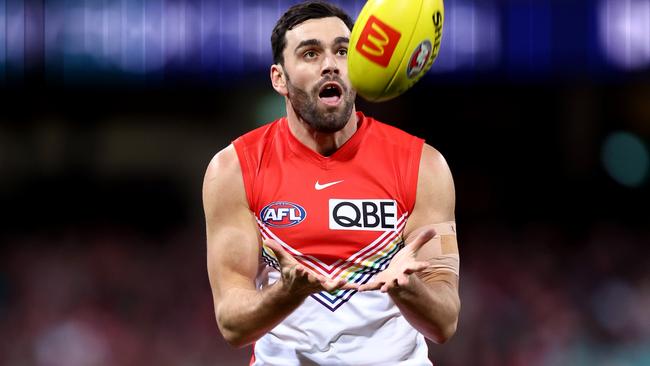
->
285, 100, 359, 157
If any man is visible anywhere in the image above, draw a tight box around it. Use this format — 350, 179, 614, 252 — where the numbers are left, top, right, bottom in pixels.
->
203, 1, 460, 364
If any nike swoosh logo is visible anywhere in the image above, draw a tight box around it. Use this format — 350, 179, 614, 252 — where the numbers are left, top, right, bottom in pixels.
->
315, 180, 344, 190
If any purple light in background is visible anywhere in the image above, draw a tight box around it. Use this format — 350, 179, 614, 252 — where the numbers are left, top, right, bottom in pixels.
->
56, 0, 201, 75
24, 0, 44, 73
163, 0, 201, 69
103, 0, 123, 71
431, 0, 501, 73
213, 1, 242, 72
121, 0, 146, 74
82, 0, 111, 70
5, 0, 25, 76
4, 0, 503, 80
199, 0, 220, 73
42, 0, 62, 81
143, 0, 164, 74
1, 0, 6, 79
239, 3, 278, 66
599, 0, 650, 70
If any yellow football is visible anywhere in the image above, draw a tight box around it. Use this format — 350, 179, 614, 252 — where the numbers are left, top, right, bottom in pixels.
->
348, 0, 444, 102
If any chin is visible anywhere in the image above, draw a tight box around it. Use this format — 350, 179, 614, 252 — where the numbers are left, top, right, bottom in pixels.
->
309, 119, 347, 134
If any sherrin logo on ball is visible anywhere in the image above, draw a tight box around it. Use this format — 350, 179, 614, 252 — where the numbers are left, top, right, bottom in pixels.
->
407, 40, 432, 78
260, 201, 307, 228
348, 0, 445, 102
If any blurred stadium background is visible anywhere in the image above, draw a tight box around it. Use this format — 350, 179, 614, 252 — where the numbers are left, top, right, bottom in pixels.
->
1, 0, 649, 365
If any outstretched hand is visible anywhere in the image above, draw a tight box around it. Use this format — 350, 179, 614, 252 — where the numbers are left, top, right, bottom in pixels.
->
358, 229, 436, 293
264, 239, 358, 297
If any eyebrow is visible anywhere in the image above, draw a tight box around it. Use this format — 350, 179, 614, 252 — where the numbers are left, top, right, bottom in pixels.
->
294, 37, 350, 53
295, 39, 322, 52
334, 37, 349, 45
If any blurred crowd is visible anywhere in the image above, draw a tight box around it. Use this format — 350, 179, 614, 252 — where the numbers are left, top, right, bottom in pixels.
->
0, 227, 249, 366
433, 222, 650, 366
0, 222, 648, 366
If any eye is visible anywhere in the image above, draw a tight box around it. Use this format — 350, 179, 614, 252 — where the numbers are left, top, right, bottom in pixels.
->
337, 48, 348, 57
304, 50, 318, 59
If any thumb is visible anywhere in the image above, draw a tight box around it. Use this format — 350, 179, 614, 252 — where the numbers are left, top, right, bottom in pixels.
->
263, 239, 295, 265
407, 228, 437, 252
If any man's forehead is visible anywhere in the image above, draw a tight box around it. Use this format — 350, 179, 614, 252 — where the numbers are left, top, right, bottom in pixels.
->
285, 17, 350, 48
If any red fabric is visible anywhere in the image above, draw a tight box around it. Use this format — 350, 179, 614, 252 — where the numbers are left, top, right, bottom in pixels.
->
232, 112, 424, 269
249, 343, 255, 366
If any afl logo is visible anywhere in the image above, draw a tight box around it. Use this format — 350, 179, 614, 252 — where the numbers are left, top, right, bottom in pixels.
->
407, 40, 432, 78
260, 201, 307, 228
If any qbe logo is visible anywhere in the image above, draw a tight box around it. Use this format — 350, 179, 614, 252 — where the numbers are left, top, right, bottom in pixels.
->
260, 201, 306, 228
329, 199, 397, 231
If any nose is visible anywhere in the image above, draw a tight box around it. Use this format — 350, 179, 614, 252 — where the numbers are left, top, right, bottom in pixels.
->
321, 52, 340, 77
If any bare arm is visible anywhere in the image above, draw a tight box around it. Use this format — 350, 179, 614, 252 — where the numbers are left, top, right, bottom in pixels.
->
359, 144, 460, 343
203, 145, 353, 348
395, 144, 460, 343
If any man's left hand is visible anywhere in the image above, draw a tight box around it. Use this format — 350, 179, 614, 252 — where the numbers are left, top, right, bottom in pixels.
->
358, 229, 436, 293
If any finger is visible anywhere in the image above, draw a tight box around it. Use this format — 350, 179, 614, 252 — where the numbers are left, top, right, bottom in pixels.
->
294, 265, 321, 285
282, 264, 298, 280
320, 277, 335, 287
321, 279, 342, 292
380, 281, 391, 293
264, 239, 295, 266
332, 278, 348, 288
361, 278, 386, 291
397, 273, 410, 287
333, 278, 361, 291
340, 282, 360, 291
360, 281, 384, 292
323, 276, 351, 291
384, 278, 402, 293
303, 267, 327, 282
408, 228, 437, 252
403, 261, 430, 275
296, 266, 317, 283
295, 265, 305, 276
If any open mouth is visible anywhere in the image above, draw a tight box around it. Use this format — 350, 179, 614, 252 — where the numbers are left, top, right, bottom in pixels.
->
318, 83, 343, 106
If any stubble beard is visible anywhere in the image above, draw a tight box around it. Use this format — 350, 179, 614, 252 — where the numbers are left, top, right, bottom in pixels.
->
285, 72, 356, 134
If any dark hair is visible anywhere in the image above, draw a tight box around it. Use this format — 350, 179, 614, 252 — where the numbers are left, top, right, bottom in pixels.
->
271, 1, 354, 65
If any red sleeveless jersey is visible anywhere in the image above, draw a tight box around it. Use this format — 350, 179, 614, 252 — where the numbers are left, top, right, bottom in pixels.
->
233, 112, 424, 311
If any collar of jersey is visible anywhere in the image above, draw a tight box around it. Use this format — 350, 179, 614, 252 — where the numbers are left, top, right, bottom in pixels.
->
281, 111, 370, 169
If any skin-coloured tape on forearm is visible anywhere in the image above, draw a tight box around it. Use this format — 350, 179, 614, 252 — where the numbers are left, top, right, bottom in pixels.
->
430, 221, 456, 236
423, 221, 459, 276
440, 235, 457, 255
421, 254, 460, 277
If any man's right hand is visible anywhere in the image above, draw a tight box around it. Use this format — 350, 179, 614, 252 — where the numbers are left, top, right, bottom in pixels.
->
264, 239, 358, 297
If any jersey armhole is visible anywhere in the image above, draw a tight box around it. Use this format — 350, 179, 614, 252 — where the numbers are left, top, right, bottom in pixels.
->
405, 137, 425, 214
232, 138, 256, 212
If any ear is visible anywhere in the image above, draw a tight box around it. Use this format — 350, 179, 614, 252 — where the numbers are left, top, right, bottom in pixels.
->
270, 64, 288, 96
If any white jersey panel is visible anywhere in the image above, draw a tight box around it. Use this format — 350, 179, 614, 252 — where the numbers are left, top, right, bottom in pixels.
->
252, 271, 432, 366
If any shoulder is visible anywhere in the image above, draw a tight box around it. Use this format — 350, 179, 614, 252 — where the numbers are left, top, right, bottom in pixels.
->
202, 144, 248, 215
418, 144, 455, 198
419, 144, 452, 178
415, 143, 455, 214
403, 143, 456, 236
204, 144, 241, 189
